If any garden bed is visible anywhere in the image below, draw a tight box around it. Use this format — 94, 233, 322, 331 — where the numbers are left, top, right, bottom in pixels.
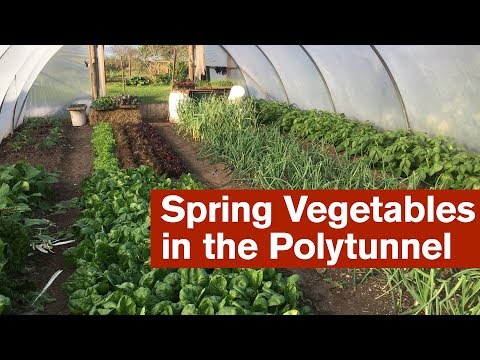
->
151, 122, 397, 314
0, 118, 93, 314
111, 121, 187, 178
172, 95, 480, 315
89, 108, 141, 126
62, 122, 311, 315
0, 118, 66, 171
0, 115, 398, 314
2, 107, 451, 315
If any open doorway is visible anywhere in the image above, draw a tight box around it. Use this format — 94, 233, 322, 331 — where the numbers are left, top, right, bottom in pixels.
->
101, 45, 245, 121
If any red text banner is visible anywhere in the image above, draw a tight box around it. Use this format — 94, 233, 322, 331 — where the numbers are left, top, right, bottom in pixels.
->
150, 190, 479, 268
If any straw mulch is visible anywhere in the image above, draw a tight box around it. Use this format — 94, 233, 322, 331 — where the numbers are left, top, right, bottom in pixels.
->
89, 108, 141, 126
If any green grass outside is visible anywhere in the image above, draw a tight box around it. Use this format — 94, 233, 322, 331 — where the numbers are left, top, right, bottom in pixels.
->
106, 82, 170, 104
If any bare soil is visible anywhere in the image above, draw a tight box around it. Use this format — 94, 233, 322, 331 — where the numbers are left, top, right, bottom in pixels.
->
112, 124, 136, 168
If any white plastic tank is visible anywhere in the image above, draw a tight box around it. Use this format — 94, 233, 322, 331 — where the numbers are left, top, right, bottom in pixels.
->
67, 104, 87, 126
168, 91, 189, 123
228, 85, 246, 102
71, 111, 87, 126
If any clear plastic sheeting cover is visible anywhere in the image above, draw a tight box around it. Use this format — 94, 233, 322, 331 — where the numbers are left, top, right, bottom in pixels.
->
204, 45, 228, 67
242, 73, 270, 100
0, 45, 89, 144
1, 44, 480, 152
24, 45, 90, 119
0, 45, 9, 58
258, 45, 334, 111
376, 45, 480, 152
202, 45, 246, 87
12, 47, 63, 129
0, 46, 49, 142
303, 45, 406, 130
222, 45, 288, 102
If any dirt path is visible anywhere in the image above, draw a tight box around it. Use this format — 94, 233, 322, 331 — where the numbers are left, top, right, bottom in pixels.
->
27, 125, 93, 314
151, 120, 394, 315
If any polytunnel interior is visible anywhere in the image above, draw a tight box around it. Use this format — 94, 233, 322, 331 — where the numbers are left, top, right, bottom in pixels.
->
2, 44, 480, 317
0, 45, 91, 142
1, 45, 480, 152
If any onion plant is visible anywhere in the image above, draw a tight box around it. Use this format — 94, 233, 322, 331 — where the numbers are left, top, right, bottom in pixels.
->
176, 95, 480, 315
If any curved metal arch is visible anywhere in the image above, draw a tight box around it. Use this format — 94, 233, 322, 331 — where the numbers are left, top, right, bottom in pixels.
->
299, 45, 336, 112
0, 45, 11, 61
240, 70, 276, 101
0, 92, 7, 116
0, 45, 90, 142
14, 46, 64, 127
219, 45, 280, 100
370, 45, 411, 131
254, 45, 290, 104
0, 46, 54, 134
0, 46, 44, 113
217, 45, 250, 97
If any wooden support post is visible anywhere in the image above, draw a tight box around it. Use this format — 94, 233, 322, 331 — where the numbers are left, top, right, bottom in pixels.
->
188, 45, 194, 81
88, 45, 97, 99
171, 48, 177, 91
97, 45, 107, 96
93, 46, 99, 98
227, 53, 233, 79
206, 66, 211, 81
128, 57, 132, 78
121, 56, 126, 94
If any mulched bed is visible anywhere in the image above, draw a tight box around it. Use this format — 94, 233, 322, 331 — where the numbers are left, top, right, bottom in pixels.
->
112, 121, 187, 178
89, 108, 141, 126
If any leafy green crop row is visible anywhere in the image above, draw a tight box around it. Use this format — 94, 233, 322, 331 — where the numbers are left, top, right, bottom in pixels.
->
65, 123, 308, 314
64, 166, 307, 315
91, 95, 139, 111
92, 122, 120, 171
255, 99, 480, 189
7, 117, 64, 152
0, 163, 58, 314
90, 96, 119, 111
195, 80, 236, 87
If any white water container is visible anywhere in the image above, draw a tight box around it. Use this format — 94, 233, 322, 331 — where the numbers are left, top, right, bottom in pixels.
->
228, 85, 246, 102
168, 91, 189, 123
67, 104, 87, 126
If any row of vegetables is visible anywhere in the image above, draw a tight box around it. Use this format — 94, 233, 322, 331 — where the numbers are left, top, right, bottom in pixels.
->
4, 95, 477, 314
177, 96, 402, 190
254, 99, 480, 189
0, 163, 58, 314
176, 96, 480, 314
63, 122, 309, 315
112, 122, 187, 178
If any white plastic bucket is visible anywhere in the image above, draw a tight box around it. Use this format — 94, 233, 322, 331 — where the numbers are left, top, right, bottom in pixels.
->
70, 110, 87, 126
168, 91, 189, 123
